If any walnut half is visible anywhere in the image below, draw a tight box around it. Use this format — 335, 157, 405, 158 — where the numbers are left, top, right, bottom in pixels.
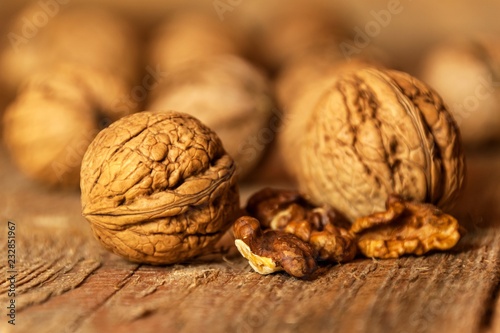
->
350, 195, 462, 259
80, 111, 240, 264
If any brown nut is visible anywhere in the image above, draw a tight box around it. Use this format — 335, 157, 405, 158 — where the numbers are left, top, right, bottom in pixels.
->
244, 188, 357, 264
147, 55, 275, 178
2, 64, 134, 188
80, 111, 240, 264
281, 66, 466, 222
310, 225, 357, 263
233, 216, 317, 278
350, 194, 462, 259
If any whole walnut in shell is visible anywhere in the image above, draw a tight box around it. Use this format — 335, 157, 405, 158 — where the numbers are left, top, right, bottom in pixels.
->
147, 55, 274, 178
281, 67, 465, 222
80, 111, 240, 264
2, 64, 134, 188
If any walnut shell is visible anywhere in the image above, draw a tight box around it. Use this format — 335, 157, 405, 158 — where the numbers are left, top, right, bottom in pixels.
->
147, 55, 274, 178
2, 64, 133, 188
80, 111, 240, 264
282, 67, 465, 222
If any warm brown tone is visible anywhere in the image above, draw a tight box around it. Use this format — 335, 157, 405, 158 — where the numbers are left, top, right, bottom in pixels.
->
0, 4, 139, 89
147, 55, 275, 178
351, 194, 462, 258
419, 36, 500, 145
80, 111, 240, 264
147, 11, 242, 72
233, 216, 317, 278
2, 64, 132, 188
282, 67, 466, 222
1, 147, 500, 333
245, 188, 357, 264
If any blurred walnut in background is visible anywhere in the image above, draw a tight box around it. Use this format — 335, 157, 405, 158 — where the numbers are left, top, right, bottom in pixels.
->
227, 0, 350, 72
2, 64, 134, 188
419, 36, 500, 146
147, 55, 275, 179
0, 3, 140, 90
147, 10, 244, 72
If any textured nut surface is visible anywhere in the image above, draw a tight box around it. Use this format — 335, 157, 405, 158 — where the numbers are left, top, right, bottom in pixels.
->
244, 188, 356, 264
351, 195, 462, 258
81, 111, 240, 264
148, 55, 274, 178
284, 67, 466, 221
233, 216, 317, 278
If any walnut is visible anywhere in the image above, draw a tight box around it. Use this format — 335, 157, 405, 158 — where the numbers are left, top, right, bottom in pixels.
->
0, 4, 140, 90
419, 36, 500, 145
281, 66, 466, 222
147, 55, 275, 178
229, 0, 348, 70
233, 216, 317, 278
80, 111, 240, 265
350, 195, 462, 258
2, 64, 134, 188
275, 48, 388, 112
242, 188, 356, 265
147, 11, 243, 72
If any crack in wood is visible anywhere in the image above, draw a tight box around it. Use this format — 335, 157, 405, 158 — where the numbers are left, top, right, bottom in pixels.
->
68, 264, 142, 333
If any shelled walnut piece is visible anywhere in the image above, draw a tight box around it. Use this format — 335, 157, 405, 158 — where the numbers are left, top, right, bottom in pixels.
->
233, 216, 317, 278
80, 111, 240, 265
245, 188, 357, 263
351, 194, 462, 259
233, 188, 463, 278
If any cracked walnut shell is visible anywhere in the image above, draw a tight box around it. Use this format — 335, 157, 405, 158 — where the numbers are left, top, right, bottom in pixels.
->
282, 67, 466, 222
80, 111, 240, 264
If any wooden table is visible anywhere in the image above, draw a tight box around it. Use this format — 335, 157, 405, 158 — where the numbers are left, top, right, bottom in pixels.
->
1, 146, 500, 333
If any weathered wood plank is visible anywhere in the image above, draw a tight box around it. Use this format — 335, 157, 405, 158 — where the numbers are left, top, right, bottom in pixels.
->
1, 147, 500, 333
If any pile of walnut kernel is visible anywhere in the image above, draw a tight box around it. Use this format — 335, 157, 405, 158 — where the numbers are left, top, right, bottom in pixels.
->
233, 188, 462, 279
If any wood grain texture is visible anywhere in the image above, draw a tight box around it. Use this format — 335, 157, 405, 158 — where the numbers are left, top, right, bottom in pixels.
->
1, 147, 500, 333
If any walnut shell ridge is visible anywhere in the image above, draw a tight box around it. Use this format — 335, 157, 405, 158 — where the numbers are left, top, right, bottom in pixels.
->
283, 67, 466, 222
80, 111, 240, 264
